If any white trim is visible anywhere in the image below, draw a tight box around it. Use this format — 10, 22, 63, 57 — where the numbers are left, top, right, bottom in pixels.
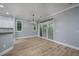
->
39, 21, 53, 39
49, 4, 79, 17
52, 40, 79, 50
38, 23, 40, 37
40, 4, 79, 20
13, 16, 16, 45
0, 46, 13, 56
16, 20, 23, 32
40, 22, 48, 38
16, 35, 38, 39
39, 36, 79, 50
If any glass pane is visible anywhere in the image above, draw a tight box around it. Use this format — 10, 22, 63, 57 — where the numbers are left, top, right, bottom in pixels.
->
17, 21, 22, 31
40, 25, 42, 36
42, 24, 47, 37
48, 23, 53, 39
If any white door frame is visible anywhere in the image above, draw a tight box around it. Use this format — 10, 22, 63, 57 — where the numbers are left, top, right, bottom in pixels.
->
38, 21, 53, 39
39, 22, 48, 38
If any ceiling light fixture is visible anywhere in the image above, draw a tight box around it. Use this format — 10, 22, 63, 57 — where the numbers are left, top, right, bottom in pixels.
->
6, 12, 9, 15
32, 13, 36, 31
0, 5, 4, 8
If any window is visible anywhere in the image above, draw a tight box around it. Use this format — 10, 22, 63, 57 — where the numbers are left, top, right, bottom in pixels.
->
16, 20, 22, 32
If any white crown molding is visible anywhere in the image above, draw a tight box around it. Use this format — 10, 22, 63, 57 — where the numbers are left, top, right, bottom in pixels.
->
40, 4, 79, 21
49, 4, 79, 17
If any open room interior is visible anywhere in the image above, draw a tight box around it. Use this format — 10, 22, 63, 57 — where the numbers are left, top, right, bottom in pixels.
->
0, 3, 79, 56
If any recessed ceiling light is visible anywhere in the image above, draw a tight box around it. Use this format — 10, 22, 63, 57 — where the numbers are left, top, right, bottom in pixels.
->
0, 5, 4, 8
6, 12, 9, 15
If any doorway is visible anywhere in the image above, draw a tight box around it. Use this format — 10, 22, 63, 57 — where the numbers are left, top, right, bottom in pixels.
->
39, 21, 53, 40
40, 23, 48, 37
48, 22, 53, 39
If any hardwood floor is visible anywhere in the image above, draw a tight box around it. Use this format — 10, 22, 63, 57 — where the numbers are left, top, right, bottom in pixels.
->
4, 37, 79, 56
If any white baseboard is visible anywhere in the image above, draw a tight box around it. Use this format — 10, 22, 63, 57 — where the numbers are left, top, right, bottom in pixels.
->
16, 35, 38, 39
0, 46, 13, 56
52, 40, 79, 50
39, 36, 79, 50
17, 36, 79, 50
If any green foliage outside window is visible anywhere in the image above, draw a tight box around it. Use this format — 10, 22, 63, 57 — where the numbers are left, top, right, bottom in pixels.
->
16, 21, 22, 31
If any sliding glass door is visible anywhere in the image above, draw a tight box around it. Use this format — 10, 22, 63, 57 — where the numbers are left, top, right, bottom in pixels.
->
42, 24, 47, 37
40, 25, 42, 36
48, 23, 53, 39
39, 21, 53, 40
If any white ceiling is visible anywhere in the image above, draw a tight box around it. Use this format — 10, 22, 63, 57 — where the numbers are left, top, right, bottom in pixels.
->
0, 3, 77, 21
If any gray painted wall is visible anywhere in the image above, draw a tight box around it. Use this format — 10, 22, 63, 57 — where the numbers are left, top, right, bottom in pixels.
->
15, 19, 37, 38
53, 6, 79, 47
0, 16, 14, 52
